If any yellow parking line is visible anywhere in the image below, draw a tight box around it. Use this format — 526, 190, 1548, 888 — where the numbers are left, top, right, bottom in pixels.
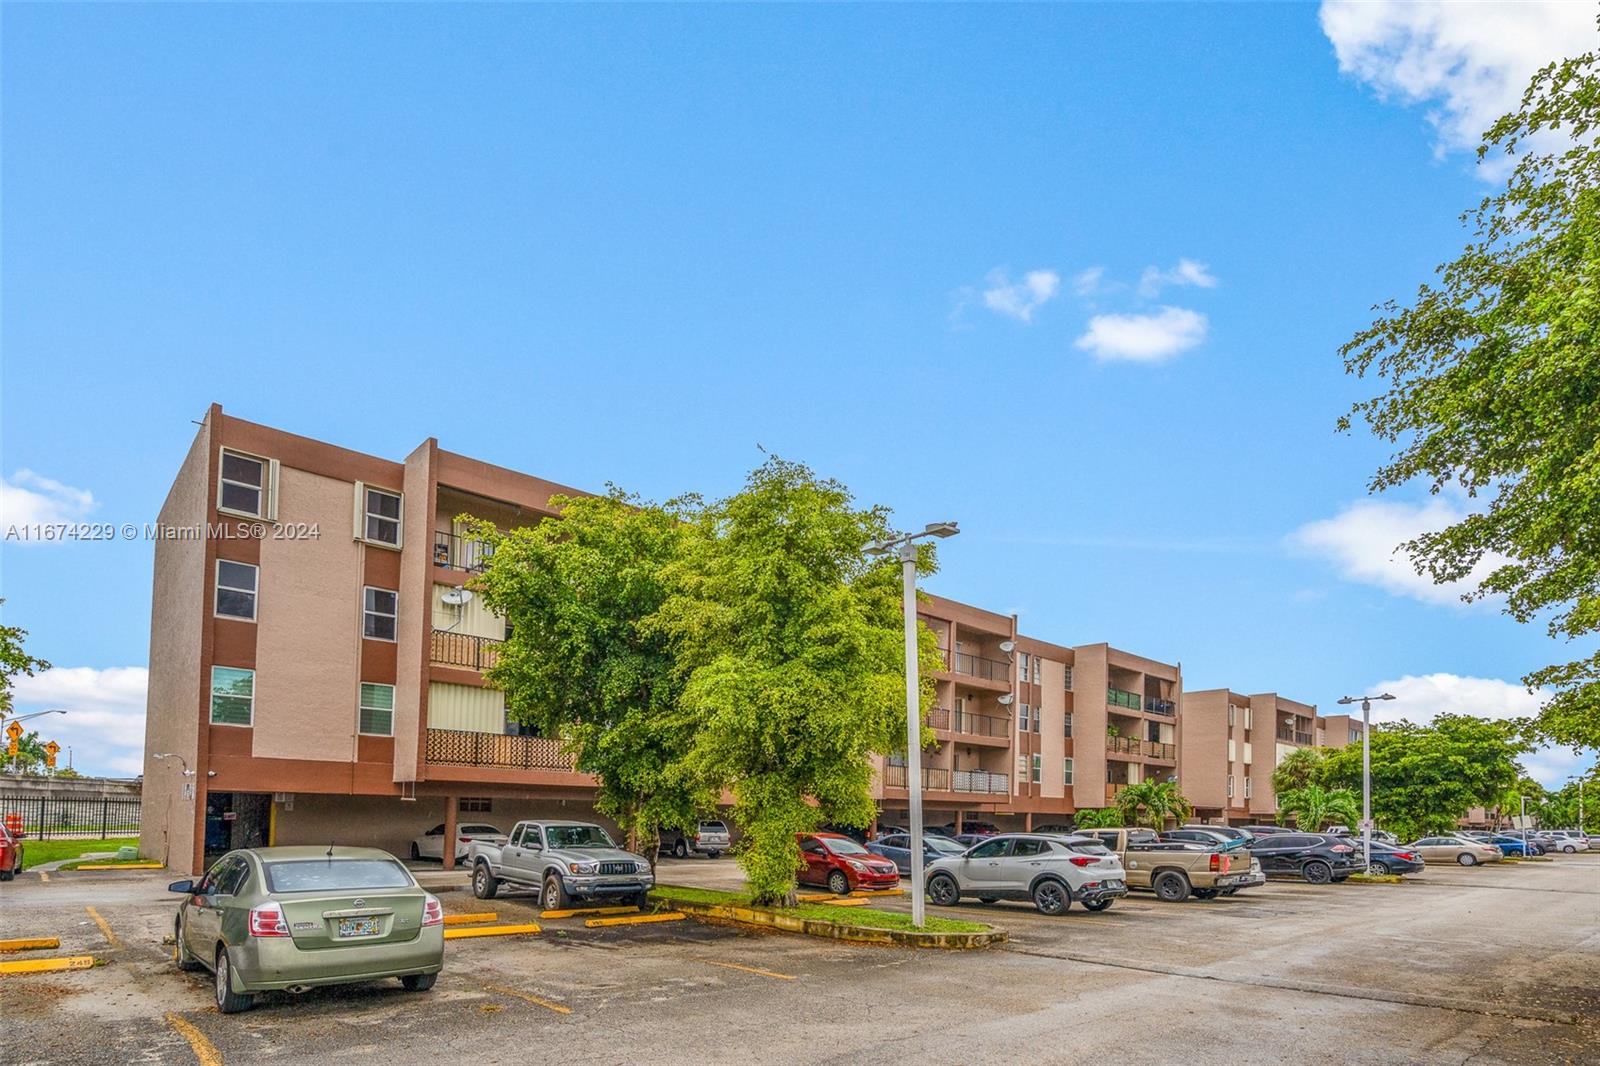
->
539, 905, 638, 920
706, 960, 796, 980
443, 923, 541, 940
0, 937, 61, 953
583, 912, 685, 928
0, 956, 95, 976
164, 1012, 223, 1066
443, 912, 500, 926
483, 982, 572, 1015
85, 906, 120, 949
73, 863, 164, 870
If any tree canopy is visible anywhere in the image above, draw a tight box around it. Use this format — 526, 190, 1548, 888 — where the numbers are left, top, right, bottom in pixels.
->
1272, 747, 1326, 798
1338, 46, 1600, 753
1276, 784, 1360, 832
1113, 779, 1192, 830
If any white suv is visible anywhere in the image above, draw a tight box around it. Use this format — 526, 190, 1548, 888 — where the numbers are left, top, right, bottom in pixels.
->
924, 833, 1127, 915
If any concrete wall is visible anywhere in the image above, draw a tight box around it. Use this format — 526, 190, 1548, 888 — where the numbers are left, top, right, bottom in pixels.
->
270, 793, 614, 858
141, 419, 211, 869
1, 776, 142, 799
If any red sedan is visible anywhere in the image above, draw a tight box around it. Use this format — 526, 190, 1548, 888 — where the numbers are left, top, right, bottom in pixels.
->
0, 822, 23, 881
797, 832, 900, 895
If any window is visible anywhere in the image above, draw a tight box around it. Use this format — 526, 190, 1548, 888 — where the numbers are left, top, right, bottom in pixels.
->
968, 838, 1010, 859
363, 587, 398, 641
1018, 703, 1031, 732
215, 856, 251, 896
1244, 778, 1254, 799
219, 449, 271, 517
1030, 754, 1041, 783
265, 859, 411, 893
1063, 666, 1073, 691
1350, 728, 1361, 745
1013, 838, 1047, 857
459, 798, 492, 813
1032, 658, 1041, 684
1018, 652, 1029, 680
1226, 774, 1235, 798
1244, 707, 1253, 730
1228, 739, 1236, 762
1032, 710, 1041, 734
1063, 714, 1073, 738
363, 486, 403, 547
215, 560, 258, 620
359, 682, 394, 736
210, 666, 255, 726
1228, 704, 1236, 727
1063, 757, 1074, 785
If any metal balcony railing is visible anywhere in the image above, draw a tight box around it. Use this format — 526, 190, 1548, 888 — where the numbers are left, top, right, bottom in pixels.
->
433, 530, 494, 572
1107, 687, 1142, 711
951, 769, 1010, 794
1276, 727, 1314, 744
1143, 740, 1177, 761
430, 630, 503, 670
952, 652, 1011, 683
424, 728, 574, 771
953, 709, 1008, 739
883, 764, 953, 791
1145, 698, 1177, 716
926, 707, 952, 731
1107, 734, 1140, 755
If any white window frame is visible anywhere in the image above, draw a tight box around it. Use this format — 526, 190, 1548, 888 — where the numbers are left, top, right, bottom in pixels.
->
214, 559, 258, 621
355, 482, 404, 549
1226, 774, 1235, 799
217, 449, 277, 520
1032, 658, 1041, 685
358, 682, 395, 737
1244, 707, 1253, 730
1018, 703, 1031, 732
1228, 704, 1236, 727
1245, 777, 1254, 799
1063, 757, 1074, 786
1030, 753, 1041, 784
362, 586, 399, 642
210, 666, 255, 727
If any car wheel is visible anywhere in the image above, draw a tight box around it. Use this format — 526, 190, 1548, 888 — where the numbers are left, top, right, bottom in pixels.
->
472, 862, 500, 900
826, 870, 851, 896
543, 872, 571, 910
409, 843, 420, 861
706, 851, 720, 859
1082, 898, 1114, 912
1563, 845, 1576, 853
1368, 861, 1391, 876
214, 947, 254, 1014
629, 890, 649, 909
0, 867, 12, 882
977, 896, 999, 904
674, 840, 689, 859
1302, 861, 1333, 885
1032, 879, 1070, 916
1153, 871, 1191, 902
1192, 888, 1219, 900
1457, 853, 1477, 867
173, 921, 202, 972
927, 873, 960, 906
401, 973, 437, 992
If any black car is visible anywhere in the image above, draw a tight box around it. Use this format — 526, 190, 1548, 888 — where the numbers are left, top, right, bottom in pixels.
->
1246, 832, 1365, 883
1357, 839, 1426, 876
1240, 824, 1294, 836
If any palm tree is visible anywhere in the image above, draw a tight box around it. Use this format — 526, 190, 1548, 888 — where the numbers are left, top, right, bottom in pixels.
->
1114, 780, 1193, 830
1071, 807, 1122, 830
1277, 784, 1360, 831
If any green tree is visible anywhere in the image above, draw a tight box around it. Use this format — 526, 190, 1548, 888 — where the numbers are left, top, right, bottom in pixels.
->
467, 490, 715, 856
1276, 784, 1361, 832
1319, 715, 1527, 840
1, 729, 48, 776
1272, 747, 1327, 797
653, 457, 943, 905
0, 598, 51, 719
1113, 780, 1193, 830
1069, 807, 1122, 830
1338, 44, 1600, 752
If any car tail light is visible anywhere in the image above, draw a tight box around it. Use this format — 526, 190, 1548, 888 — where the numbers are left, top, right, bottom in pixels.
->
422, 895, 444, 927
1068, 855, 1097, 867
1331, 844, 1353, 853
1398, 852, 1418, 861
1208, 853, 1231, 872
248, 901, 290, 938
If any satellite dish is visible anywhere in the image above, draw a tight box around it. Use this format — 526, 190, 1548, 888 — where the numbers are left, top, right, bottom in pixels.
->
441, 587, 474, 606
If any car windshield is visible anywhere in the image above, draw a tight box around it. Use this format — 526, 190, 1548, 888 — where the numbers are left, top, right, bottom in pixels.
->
823, 837, 869, 855
264, 859, 413, 893
546, 825, 617, 849
928, 837, 966, 854
702, 822, 727, 832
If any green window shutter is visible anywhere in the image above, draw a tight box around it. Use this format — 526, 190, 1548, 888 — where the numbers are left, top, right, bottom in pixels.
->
359, 682, 395, 736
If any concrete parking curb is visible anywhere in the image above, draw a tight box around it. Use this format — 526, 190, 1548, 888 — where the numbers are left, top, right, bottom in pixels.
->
654, 892, 1006, 949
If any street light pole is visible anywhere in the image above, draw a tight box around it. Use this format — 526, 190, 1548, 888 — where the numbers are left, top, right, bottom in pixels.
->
1337, 693, 1395, 872
867, 521, 958, 930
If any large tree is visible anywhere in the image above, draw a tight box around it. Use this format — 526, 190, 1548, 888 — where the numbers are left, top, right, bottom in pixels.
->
1338, 45, 1600, 752
652, 457, 943, 905
467, 491, 715, 854
1113, 780, 1192, 830
1272, 747, 1326, 798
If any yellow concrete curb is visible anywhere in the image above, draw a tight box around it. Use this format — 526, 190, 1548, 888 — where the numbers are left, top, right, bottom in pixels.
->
0, 937, 61, 953
584, 912, 686, 928
851, 889, 905, 897
816, 897, 872, 907
443, 912, 500, 926
443, 923, 542, 940
540, 905, 638, 920
0, 955, 95, 976
795, 893, 840, 902
72, 863, 163, 870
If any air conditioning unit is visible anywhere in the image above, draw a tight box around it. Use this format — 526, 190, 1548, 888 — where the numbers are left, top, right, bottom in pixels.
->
272, 793, 294, 811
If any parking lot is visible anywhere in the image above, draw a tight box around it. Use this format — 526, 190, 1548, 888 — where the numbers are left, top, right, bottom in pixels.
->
2, 856, 1596, 1065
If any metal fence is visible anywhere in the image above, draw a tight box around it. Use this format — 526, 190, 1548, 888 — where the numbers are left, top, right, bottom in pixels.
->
0, 793, 142, 840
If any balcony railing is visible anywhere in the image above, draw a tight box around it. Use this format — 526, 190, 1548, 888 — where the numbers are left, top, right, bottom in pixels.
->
952, 709, 1008, 739
1107, 734, 1141, 755
1276, 727, 1314, 744
430, 629, 503, 670
1145, 698, 1177, 716
926, 707, 952, 731
433, 530, 494, 572
883, 764, 953, 791
952, 769, 1010, 794
952, 652, 1011, 683
1107, 687, 1142, 710
1143, 740, 1177, 761
1105, 782, 1130, 804
425, 728, 574, 771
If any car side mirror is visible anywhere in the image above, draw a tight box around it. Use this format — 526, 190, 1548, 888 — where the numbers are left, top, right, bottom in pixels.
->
168, 880, 194, 894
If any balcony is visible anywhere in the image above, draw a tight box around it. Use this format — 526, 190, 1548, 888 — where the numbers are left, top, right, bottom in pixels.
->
952, 709, 1009, 740
1106, 735, 1177, 761
430, 630, 503, 670
425, 728, 573, 771
883, 764, 952, 791
1107, 687, 1142, 711
1277, 727, 1314, 744
926, 707, 952, 731
1105, 782, 1131, 804
951, 652, 1011, 684
1145, 698, 1177, 716
1107, 734, 1141, 755
433, 530, 494, 572
952, 769, 1010, 794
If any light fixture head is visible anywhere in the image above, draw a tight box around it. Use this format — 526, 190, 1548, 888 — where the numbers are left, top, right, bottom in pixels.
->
1336, 697, 1356, 705
1377, 693, 1397, 701
864, 541, 893, 557
923, 521, 959, 539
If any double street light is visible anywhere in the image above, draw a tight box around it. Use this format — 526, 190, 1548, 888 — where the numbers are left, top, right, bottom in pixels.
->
867, 520, 959, 929
1336, 693, 1395, 871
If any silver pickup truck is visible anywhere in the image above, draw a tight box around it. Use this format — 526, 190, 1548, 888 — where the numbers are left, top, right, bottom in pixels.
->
466, 820, 654, 909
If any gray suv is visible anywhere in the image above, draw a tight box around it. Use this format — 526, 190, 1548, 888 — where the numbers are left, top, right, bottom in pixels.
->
658, 820, 732, 859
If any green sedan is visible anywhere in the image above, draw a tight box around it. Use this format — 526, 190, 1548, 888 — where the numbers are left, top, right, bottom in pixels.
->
168, 845, 445, 1013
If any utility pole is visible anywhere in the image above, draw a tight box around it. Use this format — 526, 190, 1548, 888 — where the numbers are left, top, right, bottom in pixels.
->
1337, 693, 1395, 872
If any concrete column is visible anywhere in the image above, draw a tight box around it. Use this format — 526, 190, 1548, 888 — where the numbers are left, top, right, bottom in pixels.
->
441, 795, 458, 871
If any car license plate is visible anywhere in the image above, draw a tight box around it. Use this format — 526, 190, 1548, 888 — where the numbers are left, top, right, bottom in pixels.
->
1104, 879, 1124, 890
337, 917, 380, 938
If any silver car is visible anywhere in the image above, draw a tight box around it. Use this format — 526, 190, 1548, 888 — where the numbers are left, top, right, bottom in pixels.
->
924, 833, 1127, 915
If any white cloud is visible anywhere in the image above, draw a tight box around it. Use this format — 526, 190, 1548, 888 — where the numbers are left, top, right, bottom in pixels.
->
1073, 306, 1208, 363
11, 666, 149, 777
1072, 266, 1107, 297
0, 469, 96, 531
1137, 258, 1219, 298
1290, 497, 1510, 606
982, 269, 1061, 323
1357, 672, 1590, 789
1319, 0, 1593, 162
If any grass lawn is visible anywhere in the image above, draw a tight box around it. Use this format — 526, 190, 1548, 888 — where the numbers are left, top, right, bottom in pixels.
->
20, 837, 141, 870
655, 884, 992, 934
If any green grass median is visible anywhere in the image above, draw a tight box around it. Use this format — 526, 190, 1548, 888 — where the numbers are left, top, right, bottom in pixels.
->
20, 838, 141, 870
656, 884, 991, 935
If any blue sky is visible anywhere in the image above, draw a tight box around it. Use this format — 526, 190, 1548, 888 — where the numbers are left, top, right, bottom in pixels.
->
2, 2, 1594, 784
